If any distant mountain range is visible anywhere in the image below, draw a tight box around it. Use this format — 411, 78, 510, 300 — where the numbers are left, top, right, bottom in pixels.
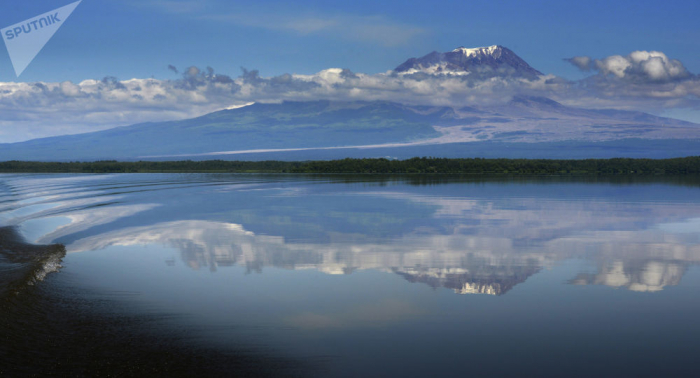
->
2, 45, 700, 161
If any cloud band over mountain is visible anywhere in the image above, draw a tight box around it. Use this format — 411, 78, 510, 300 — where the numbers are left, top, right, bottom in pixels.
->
0, 49, 699, 142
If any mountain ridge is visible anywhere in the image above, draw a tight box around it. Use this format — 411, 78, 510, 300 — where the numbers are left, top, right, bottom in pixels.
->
1, 97, 698, 161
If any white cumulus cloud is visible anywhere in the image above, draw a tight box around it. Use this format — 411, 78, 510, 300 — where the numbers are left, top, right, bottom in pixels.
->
567, 50, 692, 83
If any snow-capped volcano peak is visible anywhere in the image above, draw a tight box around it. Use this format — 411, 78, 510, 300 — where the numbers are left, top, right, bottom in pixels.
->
452, 45, 501, 57
394, 45, 542, 78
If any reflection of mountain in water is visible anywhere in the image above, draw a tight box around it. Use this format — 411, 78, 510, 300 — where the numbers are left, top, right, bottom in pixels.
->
67, 215, 700, 295
394, 265, 541, 295
67, 220, 558, 295
7, 173, 700, 296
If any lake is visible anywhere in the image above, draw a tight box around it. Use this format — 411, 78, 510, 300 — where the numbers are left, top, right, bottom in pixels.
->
2, 173, 700, 377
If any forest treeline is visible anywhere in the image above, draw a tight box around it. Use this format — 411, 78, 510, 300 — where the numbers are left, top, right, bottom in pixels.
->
0, 157, 699, 175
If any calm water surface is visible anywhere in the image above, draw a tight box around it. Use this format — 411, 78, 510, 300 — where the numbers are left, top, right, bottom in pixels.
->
2, 173, 700, 377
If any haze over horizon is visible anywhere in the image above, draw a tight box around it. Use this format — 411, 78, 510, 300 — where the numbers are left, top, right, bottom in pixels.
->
1, 0, 700, 143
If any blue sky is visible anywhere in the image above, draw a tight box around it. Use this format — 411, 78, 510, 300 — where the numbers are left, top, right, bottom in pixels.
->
1, 0, 699, 82
1, 0, 700, 142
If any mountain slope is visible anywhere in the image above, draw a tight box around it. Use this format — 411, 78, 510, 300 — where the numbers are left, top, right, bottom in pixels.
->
1, 97, 699, 161
0, 101, 444, 161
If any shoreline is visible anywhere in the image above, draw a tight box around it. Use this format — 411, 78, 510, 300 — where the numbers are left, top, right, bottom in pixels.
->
1, 156, 700, 175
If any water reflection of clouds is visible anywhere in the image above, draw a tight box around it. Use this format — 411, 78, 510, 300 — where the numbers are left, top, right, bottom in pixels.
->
571, 260, 686, 292
5, 173, 700, 296
67, 219, 555, 290
1, 174, 116, 204
657, 217, 700, 234
361, 191, 700, 234
34, 204, 160, 244
65, 204, 700, 295
556, 230, 700, 292
1, 195, 120, 225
